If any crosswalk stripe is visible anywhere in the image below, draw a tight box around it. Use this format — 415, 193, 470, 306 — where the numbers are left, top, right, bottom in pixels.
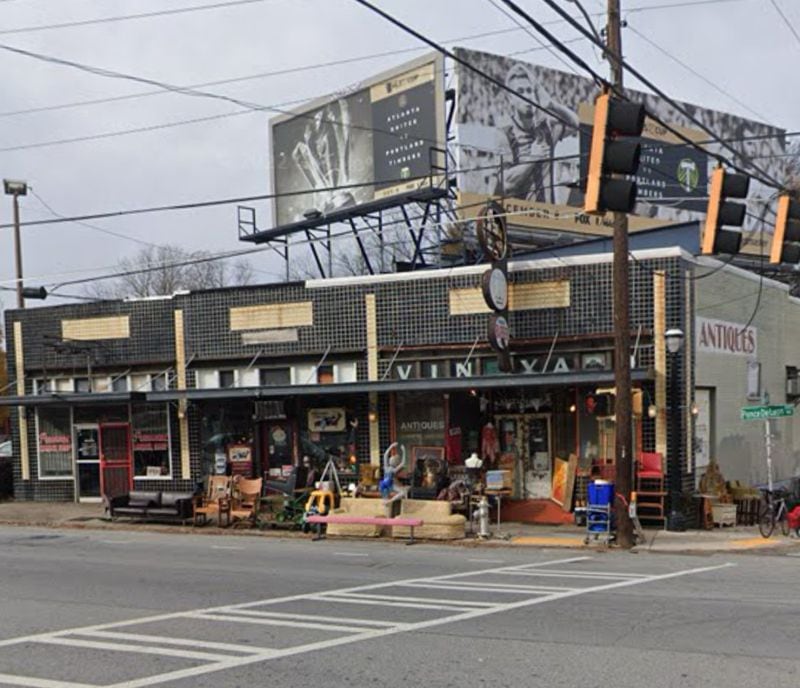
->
311, 594, 479, 611
211, 610, 398, 628
35, 636, 237, 663
329, 591, 496, 607
75, 630, 262, 655
189, 611, 375, 634
403, 582, 575, 594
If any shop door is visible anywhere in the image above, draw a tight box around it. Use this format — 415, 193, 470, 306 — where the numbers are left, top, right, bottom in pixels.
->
99, 423, 132, 500
261, 420, 295, 480
523, 414, 552, 499
74, 424, 101, 501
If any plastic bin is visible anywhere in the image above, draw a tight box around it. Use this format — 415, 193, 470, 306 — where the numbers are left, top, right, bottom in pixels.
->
588, 480, 614, 507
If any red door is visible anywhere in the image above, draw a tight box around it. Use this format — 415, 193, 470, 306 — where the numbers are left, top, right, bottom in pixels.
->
99, 423, 132, 500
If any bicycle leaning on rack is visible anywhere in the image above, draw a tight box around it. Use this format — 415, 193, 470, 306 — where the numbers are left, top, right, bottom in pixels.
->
758, 488, 791, 538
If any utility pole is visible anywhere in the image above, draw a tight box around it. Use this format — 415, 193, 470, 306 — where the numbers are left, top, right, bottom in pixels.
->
606, 0, 634, 548
3, 179, 28, 309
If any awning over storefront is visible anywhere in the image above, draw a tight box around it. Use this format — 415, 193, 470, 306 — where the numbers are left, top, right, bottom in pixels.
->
0, 391, 147, 407
0, 369, 653, 407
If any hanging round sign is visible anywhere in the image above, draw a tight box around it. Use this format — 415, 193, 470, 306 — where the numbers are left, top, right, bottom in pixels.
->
476, 200, 508, 261
488, 313, 511, 352
482, 267, 508, 311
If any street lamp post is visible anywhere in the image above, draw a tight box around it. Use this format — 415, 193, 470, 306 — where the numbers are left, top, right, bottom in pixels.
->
3, 179, 28, 309
665, 327, 686, 531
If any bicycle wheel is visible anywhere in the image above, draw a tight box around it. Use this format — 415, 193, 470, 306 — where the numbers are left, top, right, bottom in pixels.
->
780, 506, 790, 536
758, 502, 775, 538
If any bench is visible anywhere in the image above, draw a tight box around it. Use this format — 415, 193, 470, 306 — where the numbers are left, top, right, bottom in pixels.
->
304, 515, 424, 544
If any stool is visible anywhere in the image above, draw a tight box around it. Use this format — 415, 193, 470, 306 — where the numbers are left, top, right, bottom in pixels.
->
305, 489, 335, 515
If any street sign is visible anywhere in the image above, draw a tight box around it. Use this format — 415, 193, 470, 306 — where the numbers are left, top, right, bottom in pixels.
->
740, 404, 795, 420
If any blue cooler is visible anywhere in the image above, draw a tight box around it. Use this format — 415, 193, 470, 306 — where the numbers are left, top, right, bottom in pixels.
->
587, 480, 615, 532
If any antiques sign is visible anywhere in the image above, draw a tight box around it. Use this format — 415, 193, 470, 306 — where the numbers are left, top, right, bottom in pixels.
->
696, 316, 757, 357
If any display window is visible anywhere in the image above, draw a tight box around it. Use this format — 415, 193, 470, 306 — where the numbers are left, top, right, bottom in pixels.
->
36, 407, 73, 479
131, 403, 171, 478
200, 402, 254, 477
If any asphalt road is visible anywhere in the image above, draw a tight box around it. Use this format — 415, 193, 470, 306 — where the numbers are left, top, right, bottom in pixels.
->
0, 526, 798, 688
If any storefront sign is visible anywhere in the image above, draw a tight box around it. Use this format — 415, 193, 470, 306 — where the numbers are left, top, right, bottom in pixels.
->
38, 433, 71, 453
391, 354, 577, 380
307, 407, 346, 432
132, 432, 169, 452
696, 316, 757, 357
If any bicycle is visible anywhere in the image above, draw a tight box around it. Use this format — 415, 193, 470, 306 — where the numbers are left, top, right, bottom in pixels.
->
758, 489, 790, 538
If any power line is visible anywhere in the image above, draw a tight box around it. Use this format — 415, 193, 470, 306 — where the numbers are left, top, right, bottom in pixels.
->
0, 0, 279, 36
769, 0, 800, 48
626, 23, 771, 123
512, 0, 785, 191
350, 0, 584, 134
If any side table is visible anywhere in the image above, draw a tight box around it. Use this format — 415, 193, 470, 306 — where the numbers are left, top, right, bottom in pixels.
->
484, 489, 512, 536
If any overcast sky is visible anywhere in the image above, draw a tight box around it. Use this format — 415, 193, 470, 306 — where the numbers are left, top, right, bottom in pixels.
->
0, 0, 797, 311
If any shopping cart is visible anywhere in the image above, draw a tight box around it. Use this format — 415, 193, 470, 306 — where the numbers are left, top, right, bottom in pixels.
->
584, 479, 616, 545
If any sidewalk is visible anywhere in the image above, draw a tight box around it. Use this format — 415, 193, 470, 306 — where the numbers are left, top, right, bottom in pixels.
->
0, 499, 796, 554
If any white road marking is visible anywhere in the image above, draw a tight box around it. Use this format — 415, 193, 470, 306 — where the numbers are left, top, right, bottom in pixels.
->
332, 552, 369, 557
219, 611, 397, 628
210, 545, 244, 551
0, 674, 96, 688
467, 558, 505, 563
403, 581, 576, 594
189, 611, 378, 634
76, 630, 260, 655
107, 561, 735, 688
0, 556, 733, 688
36, 636, 238, 663
496, 569, 650, 580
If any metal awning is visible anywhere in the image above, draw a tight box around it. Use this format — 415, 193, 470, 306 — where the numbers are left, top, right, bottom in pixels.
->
0, 369, 653, 407
0, 391, 147, 407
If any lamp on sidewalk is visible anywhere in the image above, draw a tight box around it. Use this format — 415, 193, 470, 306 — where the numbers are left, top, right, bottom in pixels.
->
665, 327, 686, 531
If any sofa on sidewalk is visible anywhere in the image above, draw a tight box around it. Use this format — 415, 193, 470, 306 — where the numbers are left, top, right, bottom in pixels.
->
325, 497, 385, 537
391, 499, 466, 540
108, 490, 195, 524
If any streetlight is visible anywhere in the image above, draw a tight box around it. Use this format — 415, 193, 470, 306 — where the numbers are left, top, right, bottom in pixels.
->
665, 327, 686, 531
3, 179, 28, 309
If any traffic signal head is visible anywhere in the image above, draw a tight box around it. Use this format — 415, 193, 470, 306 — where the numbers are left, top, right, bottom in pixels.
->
585, 92, 646, 214
770, 194, 800, 264
701, 167, 750, 255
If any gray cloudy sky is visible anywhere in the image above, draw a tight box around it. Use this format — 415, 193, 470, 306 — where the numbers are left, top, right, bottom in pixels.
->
0, 0, 797, 310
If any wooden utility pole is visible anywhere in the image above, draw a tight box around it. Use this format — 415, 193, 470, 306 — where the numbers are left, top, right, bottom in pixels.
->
607, 0, 634, 548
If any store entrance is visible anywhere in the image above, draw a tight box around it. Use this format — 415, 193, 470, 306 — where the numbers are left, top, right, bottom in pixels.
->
74, 424, 101, 502
99, 422, 132, 500
496, 413, 553, 499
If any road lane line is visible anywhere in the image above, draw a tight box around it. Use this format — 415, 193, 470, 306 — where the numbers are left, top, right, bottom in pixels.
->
76, 630, 261, 655
189, 612, 377, 634
35, 636, 238, 663
106, 562, 735, 688
0, 674, 97, 688
215, 611, 397, 628
311, 595, 479, 611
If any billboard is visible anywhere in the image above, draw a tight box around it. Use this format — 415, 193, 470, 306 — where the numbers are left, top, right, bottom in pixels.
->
455, 48, 795, 242
270, 53, 446, 227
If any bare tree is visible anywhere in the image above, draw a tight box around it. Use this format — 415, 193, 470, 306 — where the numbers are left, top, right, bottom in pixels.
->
86, 245, 254, 298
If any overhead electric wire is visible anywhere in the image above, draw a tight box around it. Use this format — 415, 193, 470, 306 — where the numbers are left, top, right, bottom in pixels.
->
521, 0, 785, 191
626, 23, 770, 123
350, 0, 584, 134
0, 0, 279, 36
769, 0, 800, 47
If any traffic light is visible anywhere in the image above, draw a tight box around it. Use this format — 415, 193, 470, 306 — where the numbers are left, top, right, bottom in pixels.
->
701, 167, 750, 255
770, 194, 800, 264
585, 92, 646, 214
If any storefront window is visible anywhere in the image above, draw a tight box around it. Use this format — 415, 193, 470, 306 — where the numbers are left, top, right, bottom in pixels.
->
200, 401, 254, 477
36, 407, 73, 478
131, 403, 171, 477
395, 392, 446, 450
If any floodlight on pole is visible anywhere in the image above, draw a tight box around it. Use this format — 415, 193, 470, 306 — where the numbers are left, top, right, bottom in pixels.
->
3, 178, 28, 309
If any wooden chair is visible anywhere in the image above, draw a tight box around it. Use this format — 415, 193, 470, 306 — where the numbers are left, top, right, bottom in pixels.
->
193, 476, 231, 527
229, 477, 263, 528
636, 452, 665, 524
